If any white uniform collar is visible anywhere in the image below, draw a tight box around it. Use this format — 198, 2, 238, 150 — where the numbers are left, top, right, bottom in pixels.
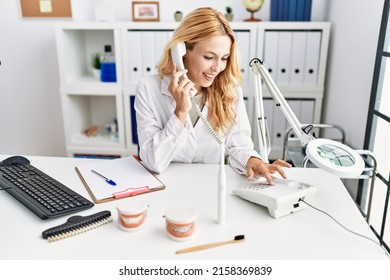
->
161, 75, 173, 97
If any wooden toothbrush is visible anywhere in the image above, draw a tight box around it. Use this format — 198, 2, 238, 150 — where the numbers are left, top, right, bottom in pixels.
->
175, 235, 245, 254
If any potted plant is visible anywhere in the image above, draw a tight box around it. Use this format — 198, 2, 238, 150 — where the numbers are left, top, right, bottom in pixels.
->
225, 6, 233, 22
174, 11, 183, 22
91, 52, 101, 80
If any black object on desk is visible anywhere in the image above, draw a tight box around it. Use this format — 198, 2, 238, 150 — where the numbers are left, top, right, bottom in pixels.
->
0, 155, 94, 220
42, 210, 112, 242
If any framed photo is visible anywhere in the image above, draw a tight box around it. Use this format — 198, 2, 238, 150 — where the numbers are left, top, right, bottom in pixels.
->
132, 1, 160, 22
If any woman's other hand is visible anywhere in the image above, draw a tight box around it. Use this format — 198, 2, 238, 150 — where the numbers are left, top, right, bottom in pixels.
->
246, 157, 292, 185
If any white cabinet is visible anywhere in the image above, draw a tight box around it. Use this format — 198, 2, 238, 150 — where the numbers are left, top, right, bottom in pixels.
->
55, 21, 330, 160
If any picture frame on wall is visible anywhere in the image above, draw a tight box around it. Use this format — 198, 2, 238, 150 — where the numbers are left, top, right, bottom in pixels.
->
132, 1, 160, 22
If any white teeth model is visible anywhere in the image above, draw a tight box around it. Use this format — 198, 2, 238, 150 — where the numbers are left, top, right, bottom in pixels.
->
170, 224, 192, 233
121, 214, 143, 225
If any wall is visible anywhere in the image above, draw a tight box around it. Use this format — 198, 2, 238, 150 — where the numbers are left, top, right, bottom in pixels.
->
0, 0, 65, 157
0, 0, 383, 157
323, 0, 384, 149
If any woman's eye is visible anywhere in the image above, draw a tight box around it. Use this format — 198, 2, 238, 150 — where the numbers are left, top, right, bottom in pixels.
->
204, 56, 213, 60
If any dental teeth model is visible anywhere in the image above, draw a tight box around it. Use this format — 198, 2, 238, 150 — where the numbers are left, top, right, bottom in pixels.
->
116, 202, 149, 232
164, 208, 197, 241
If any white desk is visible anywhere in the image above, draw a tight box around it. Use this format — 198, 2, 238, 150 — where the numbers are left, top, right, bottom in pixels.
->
0, 155, 388, 260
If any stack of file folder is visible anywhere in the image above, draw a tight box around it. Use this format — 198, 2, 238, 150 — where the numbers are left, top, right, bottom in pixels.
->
271, 0, 312, 21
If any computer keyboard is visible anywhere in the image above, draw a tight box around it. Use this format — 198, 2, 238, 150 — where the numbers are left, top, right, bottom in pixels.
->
0, 156, 94, 220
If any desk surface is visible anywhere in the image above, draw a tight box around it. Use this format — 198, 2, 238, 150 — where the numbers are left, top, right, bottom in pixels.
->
0, 155, 388, 260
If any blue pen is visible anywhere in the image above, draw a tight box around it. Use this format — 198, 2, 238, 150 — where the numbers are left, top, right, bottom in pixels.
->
91, 170, 117, 186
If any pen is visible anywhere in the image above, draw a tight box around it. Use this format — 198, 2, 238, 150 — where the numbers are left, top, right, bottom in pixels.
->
91, 170, 117, 186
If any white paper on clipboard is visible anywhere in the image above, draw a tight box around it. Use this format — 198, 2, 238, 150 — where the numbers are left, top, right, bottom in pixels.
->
75, 156, 165, 203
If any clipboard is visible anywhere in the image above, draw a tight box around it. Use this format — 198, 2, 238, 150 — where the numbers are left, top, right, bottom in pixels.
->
75, 156, 165, 204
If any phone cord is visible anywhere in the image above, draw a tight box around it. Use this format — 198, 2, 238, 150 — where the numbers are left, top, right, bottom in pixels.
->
191, 98, 248, 170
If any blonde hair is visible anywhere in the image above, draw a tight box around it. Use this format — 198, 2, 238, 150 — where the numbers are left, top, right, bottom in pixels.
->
156, 7, 243, 132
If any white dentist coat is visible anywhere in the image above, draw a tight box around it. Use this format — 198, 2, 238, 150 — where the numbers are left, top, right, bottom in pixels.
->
134, 75, 263, 175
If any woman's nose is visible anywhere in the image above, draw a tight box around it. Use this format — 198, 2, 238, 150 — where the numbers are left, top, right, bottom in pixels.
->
211, 61, 221, 72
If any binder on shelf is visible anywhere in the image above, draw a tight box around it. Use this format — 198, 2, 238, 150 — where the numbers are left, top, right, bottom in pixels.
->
154, 31, 170, 65
270, 0, 279, 21
289, 31, 307, 86
127, 31, 144, 82
75, 156, 165, 203
303, 0, 313, 21
296, 0, 306, 21
263, 31, 279, 81
287, 0, 297, 21
280, 0, 289, 21
303, 31, 321, 86
270, 0, 312, 21
235, 31, 251, 88
276, 31, 292, 86
141, 31, 156, 76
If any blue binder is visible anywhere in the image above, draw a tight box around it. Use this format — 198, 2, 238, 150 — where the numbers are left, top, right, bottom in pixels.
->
130, 95, 138, 145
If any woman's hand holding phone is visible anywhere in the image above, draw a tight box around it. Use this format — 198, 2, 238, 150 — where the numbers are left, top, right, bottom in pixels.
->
169, 63, 195, 124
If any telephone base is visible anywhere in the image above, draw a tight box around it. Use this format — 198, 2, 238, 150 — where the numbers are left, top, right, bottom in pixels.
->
233, 178, 317, 218
268, 200, 308, 218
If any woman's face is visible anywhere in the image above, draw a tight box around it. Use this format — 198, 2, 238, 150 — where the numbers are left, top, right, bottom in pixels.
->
184, 35, 232, 92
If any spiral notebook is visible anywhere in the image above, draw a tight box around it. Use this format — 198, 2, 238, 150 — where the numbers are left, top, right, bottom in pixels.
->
75, 156, 165, 204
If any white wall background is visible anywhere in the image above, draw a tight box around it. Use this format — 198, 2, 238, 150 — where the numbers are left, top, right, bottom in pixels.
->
0, 0, 384, 157
323, 1, 384, 149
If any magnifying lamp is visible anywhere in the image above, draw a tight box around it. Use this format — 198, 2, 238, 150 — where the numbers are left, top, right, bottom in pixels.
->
249, 58, 365, 178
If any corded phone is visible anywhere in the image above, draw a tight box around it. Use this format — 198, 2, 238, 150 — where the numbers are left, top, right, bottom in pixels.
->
232, 177, 317, 218
170, 43, 317, 218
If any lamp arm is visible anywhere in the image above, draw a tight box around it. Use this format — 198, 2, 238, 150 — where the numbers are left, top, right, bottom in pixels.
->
253, 62, 269, 162
250, 58, 315, 147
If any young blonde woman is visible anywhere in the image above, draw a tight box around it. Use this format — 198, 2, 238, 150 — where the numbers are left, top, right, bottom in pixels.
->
134, 7, 291, 184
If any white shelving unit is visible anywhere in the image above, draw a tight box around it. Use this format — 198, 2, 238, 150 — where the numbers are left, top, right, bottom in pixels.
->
55, 21, 330, 160
55, 22, 126, 157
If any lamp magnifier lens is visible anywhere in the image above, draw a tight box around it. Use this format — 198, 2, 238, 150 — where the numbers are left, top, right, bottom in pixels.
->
316, 144, 355, 167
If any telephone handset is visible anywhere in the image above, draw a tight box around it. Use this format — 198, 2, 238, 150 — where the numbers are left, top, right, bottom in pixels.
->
170, 42, 196, 97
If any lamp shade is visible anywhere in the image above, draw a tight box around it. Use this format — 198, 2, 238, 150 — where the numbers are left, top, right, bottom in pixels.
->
306, 138, 365, 178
